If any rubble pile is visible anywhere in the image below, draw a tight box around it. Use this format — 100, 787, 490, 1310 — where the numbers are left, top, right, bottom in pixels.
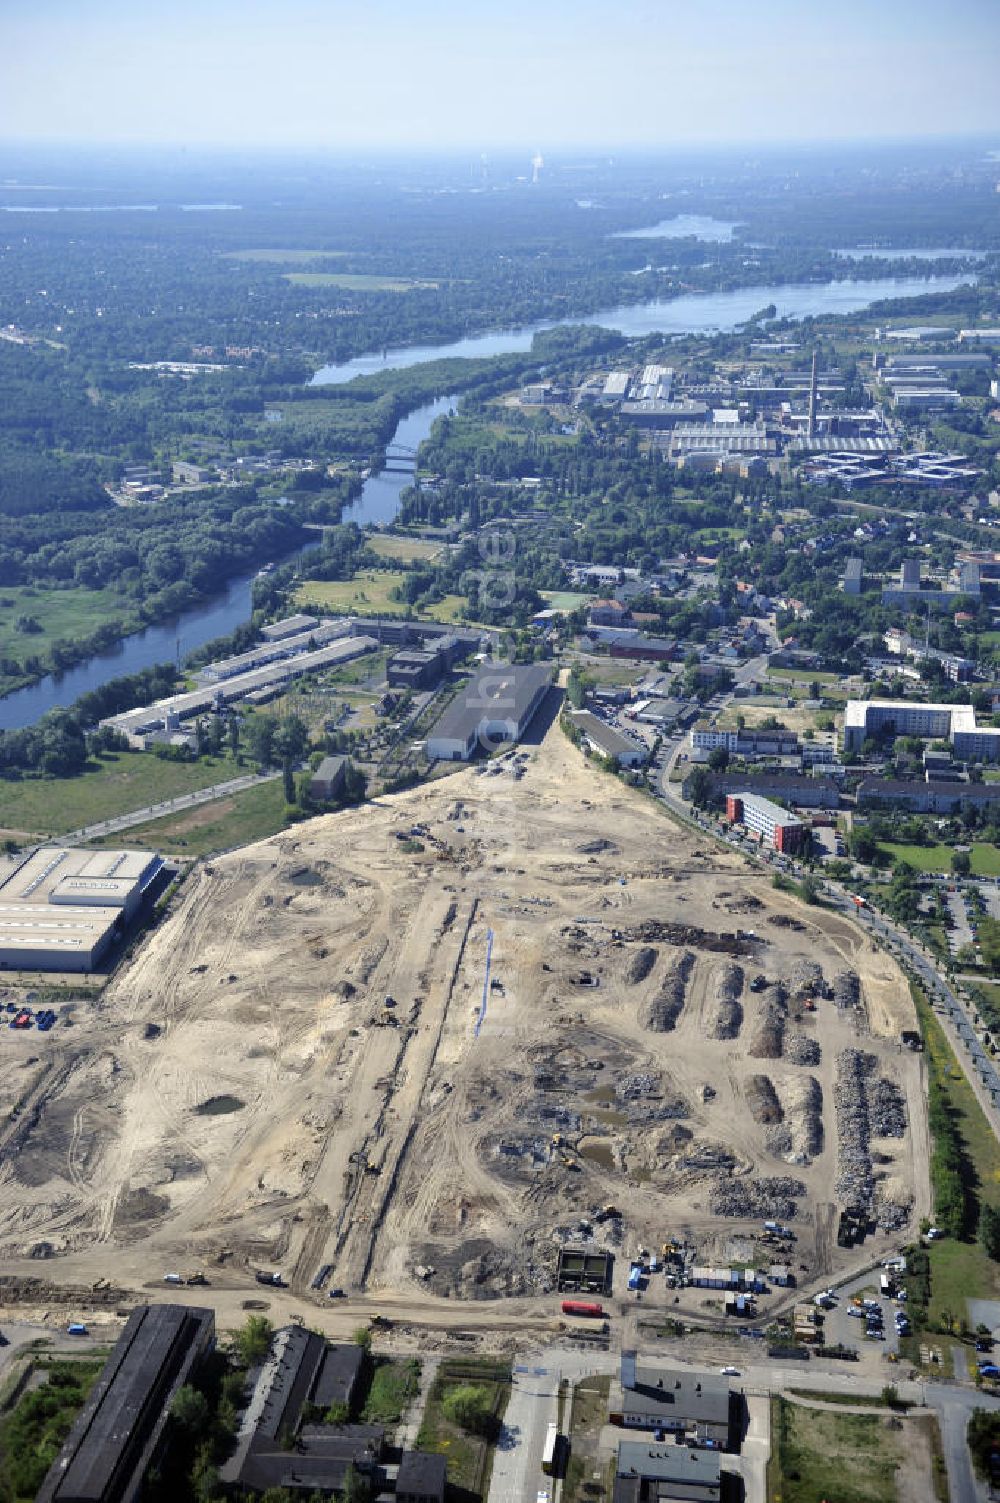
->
785, 1074, 823, 1159
710, 963, 745, 1040
642, 950, 695, 1033
746, 1073, 784, 1125
787, 960, 825, 1000
834, 1048, 879, 1213
833, 970, 861, 1010
870, 1076, 907, 1138
618, 922, 755, 957
709, 1174, 806, 1221
624, 946, 658, 985
785, 1034, 821, 1067
747, 984, 788, 1059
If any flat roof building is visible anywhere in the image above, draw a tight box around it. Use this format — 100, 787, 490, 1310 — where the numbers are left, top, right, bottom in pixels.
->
610, 1353, 734, 1448
37, 1304, 214, 1503
843, 699, 1000, 761
614, 1441, 722, 1503
0, 847, 161, 973
569, 710, 648, 768
426, 663, 551, 761
102, 636, 379, 747
726, 792, 807, 854
260, 614, 320, 641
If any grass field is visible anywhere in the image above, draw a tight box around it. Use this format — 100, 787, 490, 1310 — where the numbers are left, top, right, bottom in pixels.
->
911, 983, 1000, 1322
294, 575, 469, 623
0, 751, 243, 839
539, 590, 593, 611
879, 841, 1000, 876
0, 585, 139, 666
767, 1397, 901, 1503
85, 778, 287, 858
361, 1357, 421, 1426
284, 272, 438, 291
367, 534, 443, 563
295, 572, 407, 615
562, 1375, 612, 1503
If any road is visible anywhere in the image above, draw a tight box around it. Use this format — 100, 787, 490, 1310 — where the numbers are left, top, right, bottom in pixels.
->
489, 1360, 563, 1503
61, 769, 281, 843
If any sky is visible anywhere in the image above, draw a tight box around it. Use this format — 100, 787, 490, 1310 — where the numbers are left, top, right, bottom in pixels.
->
1, 0, 999, 152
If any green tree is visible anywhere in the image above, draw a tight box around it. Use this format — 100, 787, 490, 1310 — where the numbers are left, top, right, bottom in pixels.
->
343, 1464, 373, 1503
441, 1383, 496, 1436
170, 1385, 210, 1439
980, 1204, 1000, 1262
686, 765, 713, 809
707, 746, 729, 772
953, 849, 972, 876
233, 1314, 273, 1367
968, 1408, 1000, 1477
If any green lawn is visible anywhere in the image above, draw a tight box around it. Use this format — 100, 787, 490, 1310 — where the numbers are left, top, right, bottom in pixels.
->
0, 751, 243, 839
767, 1398, 901, 1503
0, 585, 140, 679
295, 575, 470, 624
361, 1358, 421, 1426
295, 572, 408, 615
879, 841, 1000, 876
911, 984, 1000, 1322
539, 590, 593, 611
284, 273, 438, 291
367, 535, 443, 563
416, 1359, 511, 1501
84, 777, 288, 858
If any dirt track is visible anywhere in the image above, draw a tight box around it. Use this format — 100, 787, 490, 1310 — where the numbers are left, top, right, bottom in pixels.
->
0, 718, 929, 1320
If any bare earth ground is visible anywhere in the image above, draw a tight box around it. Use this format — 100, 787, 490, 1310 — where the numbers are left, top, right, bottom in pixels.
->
0, 717, 929, 1328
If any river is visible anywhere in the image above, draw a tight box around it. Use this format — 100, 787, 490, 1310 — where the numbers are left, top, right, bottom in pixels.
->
310, 272, 974, 384
0, 270, 976, 729
0, 396, 457, 732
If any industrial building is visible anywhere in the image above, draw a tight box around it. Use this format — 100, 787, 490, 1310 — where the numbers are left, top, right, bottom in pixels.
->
101, 635, 379, 747
223, 1325, 444, 1500
197, 619, 349, 684
687, 772, 840, 811
726, 793, 807, 854
425, 663, 551, 760
37, 1304, 215, 1503
386, 633, 464, 691
0, 847, 161, 973
609, 1353, 735, 1448
613, 1442, 722, 1503
842, 699, 1000, 760
308, 756, 347, 802
569, 710, 648, 768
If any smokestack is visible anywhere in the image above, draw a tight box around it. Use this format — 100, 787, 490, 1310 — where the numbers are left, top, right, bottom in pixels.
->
807, 349, 818, 441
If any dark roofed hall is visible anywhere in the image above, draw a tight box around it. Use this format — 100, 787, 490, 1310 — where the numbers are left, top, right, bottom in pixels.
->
37, 1304, 214, 1503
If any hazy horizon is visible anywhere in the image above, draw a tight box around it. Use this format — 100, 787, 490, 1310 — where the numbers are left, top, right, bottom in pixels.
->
2, 0, 998, 154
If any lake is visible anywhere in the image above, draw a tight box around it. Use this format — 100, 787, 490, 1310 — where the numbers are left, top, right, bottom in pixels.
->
311, 273, 975, 384
612, 214, 742, 241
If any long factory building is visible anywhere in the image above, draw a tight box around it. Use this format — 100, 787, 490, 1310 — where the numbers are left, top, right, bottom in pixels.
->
101, 635, 379, 747
0, 847, 161, 972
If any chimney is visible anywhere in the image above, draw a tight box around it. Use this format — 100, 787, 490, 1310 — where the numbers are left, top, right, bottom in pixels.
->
807, 349, 818, 441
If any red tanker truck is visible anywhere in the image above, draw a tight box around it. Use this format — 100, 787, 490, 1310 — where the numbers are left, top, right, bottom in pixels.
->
560, 1299, 604, 1318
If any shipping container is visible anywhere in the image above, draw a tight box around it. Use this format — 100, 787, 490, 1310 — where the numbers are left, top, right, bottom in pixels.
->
560, 1300, 604, 1318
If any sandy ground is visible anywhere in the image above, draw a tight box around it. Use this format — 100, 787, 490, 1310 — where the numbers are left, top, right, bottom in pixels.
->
0, 714, 928, 1323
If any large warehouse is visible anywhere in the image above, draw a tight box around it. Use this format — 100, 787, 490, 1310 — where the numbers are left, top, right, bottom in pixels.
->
0, 847, 162, 972
426, 663, 552, 761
